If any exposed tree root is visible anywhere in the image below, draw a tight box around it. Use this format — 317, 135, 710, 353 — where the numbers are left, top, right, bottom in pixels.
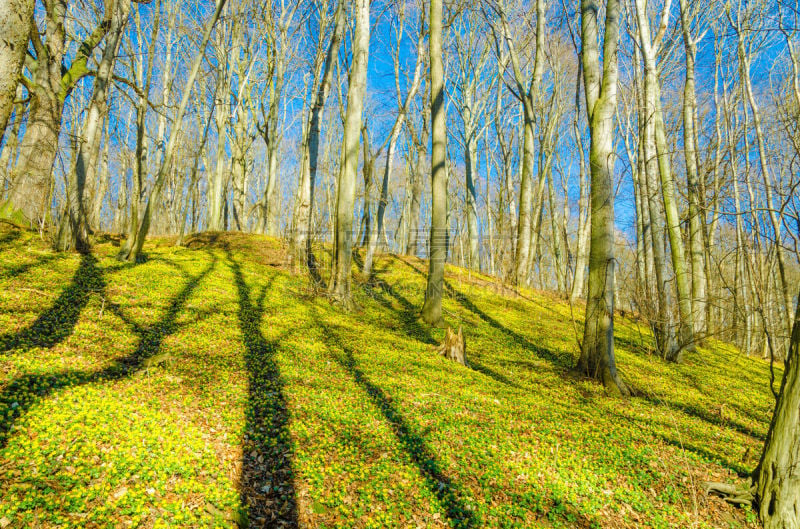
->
702, 480, 755, 507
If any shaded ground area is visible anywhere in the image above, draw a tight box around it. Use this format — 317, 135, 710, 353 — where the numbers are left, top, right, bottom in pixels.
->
0, 225, 771, 528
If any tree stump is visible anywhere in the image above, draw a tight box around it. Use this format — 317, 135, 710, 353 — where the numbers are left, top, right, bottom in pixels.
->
437, 326, 466, 366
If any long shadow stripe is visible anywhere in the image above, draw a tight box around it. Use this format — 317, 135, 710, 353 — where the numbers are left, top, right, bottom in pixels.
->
0, 255, 215, 448
226, 249, 298, 528
312, 308, 478, 528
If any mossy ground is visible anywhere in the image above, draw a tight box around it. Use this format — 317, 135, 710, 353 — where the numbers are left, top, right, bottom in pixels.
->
0, 224, 773, 528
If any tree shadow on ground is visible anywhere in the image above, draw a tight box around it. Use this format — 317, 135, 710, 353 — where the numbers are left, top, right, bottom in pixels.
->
614, 334, 656, 357
355, 254, 520, 390
668, 368, 770, 428
604, 406, 753, 477
0, 253, 106, 353
0, 226, 21, 247
0, 255, 215, 449
311, 307, 479, 528
659, 434, 752, 477
0, 253, 59, 280
637, 394, 766, 442
226, 249, 298, 529
393, 256, 571, 369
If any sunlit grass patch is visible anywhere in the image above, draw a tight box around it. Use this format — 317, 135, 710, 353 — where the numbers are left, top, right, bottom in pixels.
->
0, 225, 768, 528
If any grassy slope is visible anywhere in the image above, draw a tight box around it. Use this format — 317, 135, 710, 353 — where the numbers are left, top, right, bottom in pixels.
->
0, 225, 776, 529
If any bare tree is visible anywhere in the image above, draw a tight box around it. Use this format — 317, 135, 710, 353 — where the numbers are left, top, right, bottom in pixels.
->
577, 0, 627, 395
0, 0, 35, 144
328, 0, 370, 304
294, 0, 345, 271
118, 0, 228, 261
362, 1, 426, 278
421, 0, 446, 324
57, 0, 132, 251
634, 0, 695, 359
487, 0, 547, 286
3, 0, 114, 226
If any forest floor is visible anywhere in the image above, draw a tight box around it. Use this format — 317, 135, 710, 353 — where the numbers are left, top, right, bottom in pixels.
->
0, 224, 775, 528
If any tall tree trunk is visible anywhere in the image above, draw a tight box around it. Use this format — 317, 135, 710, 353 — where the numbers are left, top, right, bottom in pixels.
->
514, 117, 535, 284
294, 0, 344, 269
485, 126, 495, 276
363, 13, 426, 277
4, 0, 111, 226
0, 86, 24, 196
405, 141, 423, 256
643, 104, 675, 358
91, 118, 111, 230
328, 0, 369, 304
571, 117, 590, 302
230, 89, 250, 231
3, 93, 60, 226
635, 0, 694, 357
58, 0, 130, 251
679, 0, 707, 338
119, 1, 160, 259
632, 38, 676, 359
736, 31, 793, 337
209, 38, 232, 231
421, 0, 446, 325
578, 0, 627, 395
546, 170, 566, 294
752, 291, 800, 528
464, 126, 480, 271
358, 126, 374, 247
0, 0, 34, 143
496, 0, 545, 286
362, 121, 401, 274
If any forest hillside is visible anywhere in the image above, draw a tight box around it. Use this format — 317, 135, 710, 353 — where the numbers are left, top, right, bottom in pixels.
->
0, 224, 776, 528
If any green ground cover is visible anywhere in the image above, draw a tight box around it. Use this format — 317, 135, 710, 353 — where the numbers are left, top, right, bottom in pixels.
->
0, 225, 772, 528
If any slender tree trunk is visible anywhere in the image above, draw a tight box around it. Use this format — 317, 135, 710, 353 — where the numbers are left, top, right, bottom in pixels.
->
485, 126, 495, 275
119, 2, 160, 258
119, 0, 227, 261
496, 0, 545, 286
405, 142, 423, 256
294, 0, 345, 269
635, 0, 694, 357
230, 86, 251, 231
679, 0, 707, 337
210, 47, 232, 231
358, 127, 374, 247
421, 0, 446, 324
578, 0, 627, 395
361, 25, 425, 277
632, 38, 676, 359
737, 34, 793, 337
571, 118, 590, 302
546, 170, 566, 294
328, 0, 369, 303
362, 121, 400, 275
464, 128, 480, 271
643, 110, 675, 357
58, 0, 130, 251
90, 117, 111, 229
